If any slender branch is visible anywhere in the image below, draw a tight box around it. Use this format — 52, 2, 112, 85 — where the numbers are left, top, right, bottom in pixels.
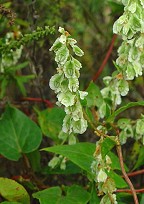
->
21, 97, 54, 108
116, 142, 139, 204
126, 169, 144, 178
117, 188, 144, 194
92, 34, 117, 82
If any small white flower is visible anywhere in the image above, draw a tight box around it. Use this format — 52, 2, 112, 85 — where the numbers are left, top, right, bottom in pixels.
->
58, 27, 65, 34
57, 91, 75, 107
127, 2, 136, 13
68, 38, 77, 46
48, 156, 60, 168
68, 133, 77, 145
96, 153, 102, 162
112, 194, 118, 204
59, 35, 67, 44
68, 78, 79, 92
97, 169, 107, 183
106, 155, 112, 165
79, 90, 88, 100
72, 117, 87, 134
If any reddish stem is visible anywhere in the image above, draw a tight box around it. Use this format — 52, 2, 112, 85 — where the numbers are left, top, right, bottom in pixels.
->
92, 34, 117, 82
22, 97, 54, 108
126, 169, 144, 178
116, 144, 139, 204
117, 188, 144, 194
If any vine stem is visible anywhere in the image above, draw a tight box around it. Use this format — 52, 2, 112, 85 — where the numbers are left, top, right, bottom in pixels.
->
21, 97, 54, 108
125, 169, 144, 178
117, 188, 144, 194
116, 143, 139, 204
92, 34, 117, 82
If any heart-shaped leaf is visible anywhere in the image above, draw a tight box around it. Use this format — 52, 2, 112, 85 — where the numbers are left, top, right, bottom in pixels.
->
33, 185, 90, 204
38, 107, 65, 142
0, 105, 42, 161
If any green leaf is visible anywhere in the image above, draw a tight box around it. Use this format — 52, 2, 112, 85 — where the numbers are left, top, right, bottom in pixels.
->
89, 183, 100, 204
15, 18, 29, 27
8, 62, 29, 72
101, 137, 116, 158
108, 151, 129, 172
140, 194, 144, 204
33, 185, 90, 204
133, 146, 144, 170
85, 81, 103, 108
85, 107, 95, 124
0, 105, 42, 161
116, 193, 133, 203
26, 150, 41, 172
107, 171, 128, 188
62, 185, 90, 204
38, 107, 65, 142
43, 142, 96, 174
108, 1, 124, 15
104, 102, 111, 119
0, 178, 30, 204
108, 151, 121, 170
107, 101, 144, 122
33, 186, 62, 204
14, 75, 35, 96
14, 77, 27, 96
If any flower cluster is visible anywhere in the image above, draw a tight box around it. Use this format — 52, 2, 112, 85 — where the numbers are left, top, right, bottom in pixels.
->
91, 139, 117, 204
116, 35, 144, 80
99, 76, 129, 116
98, 0, 144, 118
118, 115, 144, 144
91, 1, 144, 203
113, 0, 144, 40
49, 27, 88, 142
113, 0, 144, 80
111, 0, 144, 144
